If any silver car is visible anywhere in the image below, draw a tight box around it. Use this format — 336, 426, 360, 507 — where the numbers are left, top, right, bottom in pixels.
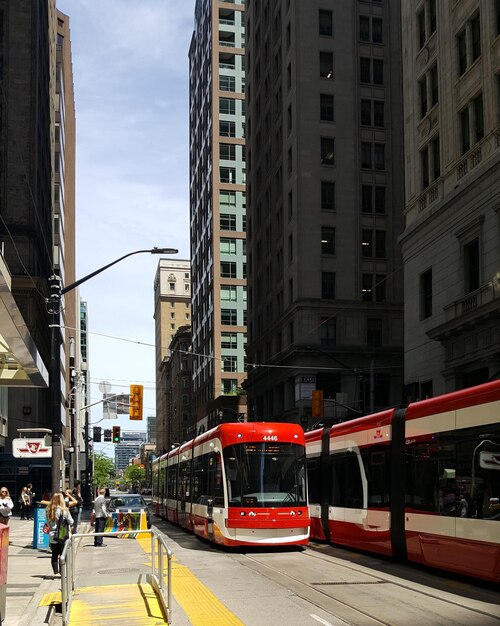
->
107, 494, 151, 528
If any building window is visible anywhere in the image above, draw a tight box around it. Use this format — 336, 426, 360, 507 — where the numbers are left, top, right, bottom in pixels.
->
457, 29, 467, 76
373, 59, 384, 84
220, 120, 236, 137
222, 379, 238, 394
319, 9, 333, 36
220, 261, 237, 278
420, 146, 430, 189
321, 137, 335, 165
220, 214, 237, 230
361, 99, 371, 125
321, 227, 336, 255
464, 238, 480, 293
320, 317, 336, 347
497, 0, 500, 36
430, 64, 439, 106
362, 229, 386, 258
457, 12, 482, 77
432, 135, 440, 180
362, 274, 386, 302
220, 238, 237, 254
221, 332, 237, 349
419, 76, 428, 118
473, 93, 484, 142
320, 94, 335, 122
219, 75, 235, 92
359, 16, 370, 41
321, 181, 335, 211
221, 309, 238, 325
420, 268, 433, 319
220, 143, 236, 160
361, 185, 385, 214
221, 285, 237, 301
361, 142, 372, 168
460, 107, 470, 154
322, 272, 336, 299
219, 97, 236, 114
367, 318, 382, 347
360, 57, 371, 83
418, 8, 426, 48
222, 356, 238, 372
220, 167, 236, 183
372, 18, 383, 43
320, 52, 334, 79
373, 101, 384, 127
470, 12, 481, 61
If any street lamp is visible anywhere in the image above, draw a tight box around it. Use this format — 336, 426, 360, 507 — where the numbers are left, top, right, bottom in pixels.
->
48, 247, 178, 492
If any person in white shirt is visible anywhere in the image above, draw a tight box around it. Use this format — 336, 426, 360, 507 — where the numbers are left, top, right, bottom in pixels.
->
0, 488, 14, 525
93, 488, 110, 546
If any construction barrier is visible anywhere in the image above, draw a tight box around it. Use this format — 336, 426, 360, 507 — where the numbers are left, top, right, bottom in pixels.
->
104, 510, 148, 537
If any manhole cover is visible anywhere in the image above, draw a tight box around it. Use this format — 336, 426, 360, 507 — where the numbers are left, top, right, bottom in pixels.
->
97, 568, 140, 575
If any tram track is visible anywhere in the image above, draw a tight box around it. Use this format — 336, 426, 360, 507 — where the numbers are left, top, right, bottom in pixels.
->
231, 544, 500, 626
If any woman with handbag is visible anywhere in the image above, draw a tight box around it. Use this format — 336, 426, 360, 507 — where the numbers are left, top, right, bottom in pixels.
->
46, 492, 73, 577
0, 487, 14, 525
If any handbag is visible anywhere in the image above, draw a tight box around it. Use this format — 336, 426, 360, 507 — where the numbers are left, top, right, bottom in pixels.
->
42, 522, 51, 534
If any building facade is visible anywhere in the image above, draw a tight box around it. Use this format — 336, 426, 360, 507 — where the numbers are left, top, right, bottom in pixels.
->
189, 0, 247, 432
162, 325, 193, 453
0, 1, 76, 494
400, 1, 500, 397
244, 1, 405, 426
153, 258, 191, 454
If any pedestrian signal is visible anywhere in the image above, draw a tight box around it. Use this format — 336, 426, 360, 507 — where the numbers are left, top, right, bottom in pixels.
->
112, 426, 121, 443
129, 384, 143, 420
103, 429, 112, 442
311, 390, 324, 419
93, 426, 102, 442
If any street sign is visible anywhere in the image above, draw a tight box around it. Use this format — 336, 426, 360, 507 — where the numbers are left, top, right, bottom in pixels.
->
12, 438, 51, 458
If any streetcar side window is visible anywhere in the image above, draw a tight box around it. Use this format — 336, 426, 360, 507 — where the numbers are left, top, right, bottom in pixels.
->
307, 456, 320, 504
405, 422, 500, 519
167, 464, 177, 500
330, 451, 363, 508
361, 446, 390, 507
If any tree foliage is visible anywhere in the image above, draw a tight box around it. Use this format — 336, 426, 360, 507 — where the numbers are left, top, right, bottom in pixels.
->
92, 452, 115, 489
123, 465, 146, 488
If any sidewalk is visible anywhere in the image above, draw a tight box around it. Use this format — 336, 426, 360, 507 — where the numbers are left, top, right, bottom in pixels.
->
4, 516, 66, 626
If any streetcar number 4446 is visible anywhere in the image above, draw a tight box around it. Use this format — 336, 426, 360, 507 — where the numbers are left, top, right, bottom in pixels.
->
263, 435, 278, 441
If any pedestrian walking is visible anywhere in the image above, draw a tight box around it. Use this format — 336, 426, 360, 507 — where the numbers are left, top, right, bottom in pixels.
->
26, 483, 35, 520
0, 487, 14, 525
71, 484, 84, 534
93, 488, 110, 547
46, 492, 73, 577
19, 487, 30, 519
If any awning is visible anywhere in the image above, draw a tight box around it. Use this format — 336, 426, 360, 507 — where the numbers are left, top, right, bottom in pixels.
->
0, 254, 49, 387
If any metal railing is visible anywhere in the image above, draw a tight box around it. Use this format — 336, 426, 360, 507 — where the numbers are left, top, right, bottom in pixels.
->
59, 528, 173, 625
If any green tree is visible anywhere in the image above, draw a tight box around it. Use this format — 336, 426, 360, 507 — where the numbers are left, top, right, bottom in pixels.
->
92, 452, 115, 490
123, 465, 146, 491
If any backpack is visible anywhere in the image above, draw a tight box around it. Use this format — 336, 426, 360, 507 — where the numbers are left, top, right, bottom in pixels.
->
55, 513, 70, 543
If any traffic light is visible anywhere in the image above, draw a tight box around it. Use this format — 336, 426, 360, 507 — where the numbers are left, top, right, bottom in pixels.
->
129, 384, 143, 420
112, 426, 121, 443
103, 429, 112, 442
93, 426, 102, 442
311, 390, 324, 419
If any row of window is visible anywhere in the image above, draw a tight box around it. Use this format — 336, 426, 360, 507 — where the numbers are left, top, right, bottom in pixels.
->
318, 139, 386, 170
319, 182, 386, 213
319, 94, 385, 128
318, 272, 386, 302
319, 54, 384, 85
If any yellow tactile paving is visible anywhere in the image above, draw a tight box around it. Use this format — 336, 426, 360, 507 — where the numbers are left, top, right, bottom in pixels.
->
39, 591, 62, 606
68, 583, 166, 625
138, 536, 245, 626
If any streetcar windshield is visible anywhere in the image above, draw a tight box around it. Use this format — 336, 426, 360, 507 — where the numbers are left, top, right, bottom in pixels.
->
224, 442, 307, 507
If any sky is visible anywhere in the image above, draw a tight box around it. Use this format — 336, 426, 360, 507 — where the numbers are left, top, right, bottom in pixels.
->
56, 0, 195, 455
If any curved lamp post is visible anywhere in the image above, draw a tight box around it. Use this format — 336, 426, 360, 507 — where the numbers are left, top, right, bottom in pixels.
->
48, 247, 178, 493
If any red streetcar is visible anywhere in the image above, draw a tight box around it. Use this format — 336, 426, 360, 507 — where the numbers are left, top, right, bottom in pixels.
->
152, 422, 310, 547
306, 380, 500, 583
